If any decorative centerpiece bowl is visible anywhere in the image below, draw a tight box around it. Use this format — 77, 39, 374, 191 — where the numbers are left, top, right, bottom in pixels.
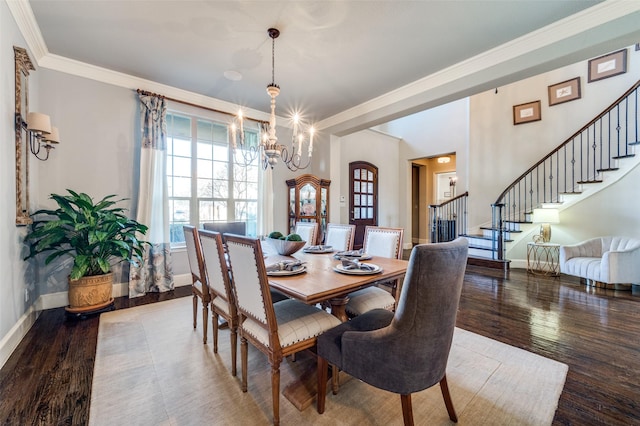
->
266, 238, 306, 256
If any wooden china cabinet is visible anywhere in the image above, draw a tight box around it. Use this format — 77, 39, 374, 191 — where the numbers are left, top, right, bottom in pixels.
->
286, 174, 330, 240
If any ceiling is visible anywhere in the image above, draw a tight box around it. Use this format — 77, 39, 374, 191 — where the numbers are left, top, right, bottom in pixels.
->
24, 1, 639, 130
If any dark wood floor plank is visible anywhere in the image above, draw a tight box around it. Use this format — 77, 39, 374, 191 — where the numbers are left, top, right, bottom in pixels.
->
1, 268, 639, 425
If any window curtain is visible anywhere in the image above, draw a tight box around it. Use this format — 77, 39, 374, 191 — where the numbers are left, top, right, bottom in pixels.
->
258, 166, 274, 237
257, 123, 274, 237
129, 94, 174, 297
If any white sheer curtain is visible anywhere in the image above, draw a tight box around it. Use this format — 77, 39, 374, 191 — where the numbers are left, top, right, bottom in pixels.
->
129, 94, 174, 297
258, 166, 274, 238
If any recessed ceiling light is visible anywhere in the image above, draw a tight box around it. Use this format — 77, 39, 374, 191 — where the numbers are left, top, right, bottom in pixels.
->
224, 70, 242, 81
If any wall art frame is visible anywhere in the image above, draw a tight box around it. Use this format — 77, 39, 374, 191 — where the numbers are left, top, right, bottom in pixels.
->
14, 46, 35, 226
588, 49, 627, 83
548, 77, 581, 106
513, 100, 541, 125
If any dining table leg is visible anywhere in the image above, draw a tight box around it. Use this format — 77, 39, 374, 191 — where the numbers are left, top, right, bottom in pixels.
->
328, 296, 349, 322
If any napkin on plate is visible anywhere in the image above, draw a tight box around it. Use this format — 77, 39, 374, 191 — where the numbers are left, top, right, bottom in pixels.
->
340, 258, 376, 271
306, 245, 332, 251
266, 260, 303, 272
334, 249, 364, 258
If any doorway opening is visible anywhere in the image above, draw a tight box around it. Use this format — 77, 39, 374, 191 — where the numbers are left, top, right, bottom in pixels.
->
410, 154, 456, 245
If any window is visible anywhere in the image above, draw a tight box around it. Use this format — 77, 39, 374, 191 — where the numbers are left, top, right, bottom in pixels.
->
166, 112, 259, 246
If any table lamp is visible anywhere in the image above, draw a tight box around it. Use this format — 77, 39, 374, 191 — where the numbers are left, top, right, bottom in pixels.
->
532, 208, 560, 243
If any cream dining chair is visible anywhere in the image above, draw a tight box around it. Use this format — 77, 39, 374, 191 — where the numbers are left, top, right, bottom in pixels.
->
294, 221, 319, 247
345, 226, 404, 317
183, 225, 211, 344
325, 223, 356, 251
198, 229, 238, 376
224, 235, 341, 425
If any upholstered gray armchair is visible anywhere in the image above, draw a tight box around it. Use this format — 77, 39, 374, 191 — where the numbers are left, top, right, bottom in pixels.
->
316, 238, 468, 425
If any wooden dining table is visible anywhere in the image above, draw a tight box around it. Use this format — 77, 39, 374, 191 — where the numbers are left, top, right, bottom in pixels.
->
262, 247, 409, 411
264, 250, 409, 322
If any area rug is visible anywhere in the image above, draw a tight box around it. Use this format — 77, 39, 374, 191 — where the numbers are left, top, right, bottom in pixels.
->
89, 297, 568, 425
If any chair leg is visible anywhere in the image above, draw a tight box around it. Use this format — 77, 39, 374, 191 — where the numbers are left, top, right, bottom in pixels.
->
230, 326, 237, 377
331, 364, 339, 395
317, 356, 328, 414
400, 394, 414, 426
201, 301, 208, 344
440, 375, 458, 422
271, 362, 281, 426
212, 312, 219, 353
192, 294, 197, 329
241, 337, 248, 392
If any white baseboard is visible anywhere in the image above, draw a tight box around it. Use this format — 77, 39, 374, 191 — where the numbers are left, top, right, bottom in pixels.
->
510, 259, 527, 270
174, 273, 192, 287
0, 305, 39, 371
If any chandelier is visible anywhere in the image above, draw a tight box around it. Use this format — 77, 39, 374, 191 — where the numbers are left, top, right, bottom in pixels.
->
230, 28, 314, 171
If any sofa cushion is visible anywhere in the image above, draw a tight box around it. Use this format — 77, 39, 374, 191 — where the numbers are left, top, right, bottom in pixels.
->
562, 257, 602, 282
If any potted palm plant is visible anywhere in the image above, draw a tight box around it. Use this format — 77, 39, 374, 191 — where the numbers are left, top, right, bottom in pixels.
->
24, 190, 149, 313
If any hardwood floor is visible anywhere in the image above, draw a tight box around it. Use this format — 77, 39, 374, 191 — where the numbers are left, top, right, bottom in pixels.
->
1, 266, 639, 425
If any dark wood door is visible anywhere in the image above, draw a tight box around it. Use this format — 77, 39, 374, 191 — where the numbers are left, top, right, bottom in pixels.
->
349, 161, 378, 249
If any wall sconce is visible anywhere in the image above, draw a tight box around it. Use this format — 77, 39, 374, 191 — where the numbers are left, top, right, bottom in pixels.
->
16, 111, 60, 161
532, 208, 560, 243
437, 156, 451, 164
449, 176, 457, 197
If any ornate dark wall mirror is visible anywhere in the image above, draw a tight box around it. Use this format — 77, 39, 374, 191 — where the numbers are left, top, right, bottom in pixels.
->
14, 46, 35, 226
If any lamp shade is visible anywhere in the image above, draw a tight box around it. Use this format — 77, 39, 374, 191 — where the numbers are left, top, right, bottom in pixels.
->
532, 208, 560, 224
27, 112, 51, 134
44, 126, 60, 144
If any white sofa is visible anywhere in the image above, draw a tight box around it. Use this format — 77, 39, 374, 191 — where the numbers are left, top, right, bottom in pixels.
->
559, 236, 640, 289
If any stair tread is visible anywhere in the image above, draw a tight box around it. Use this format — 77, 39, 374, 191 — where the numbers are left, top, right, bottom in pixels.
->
462, 234, 513, 243
597, 168, 620, 172
577, 180, 603, 184
479, 226, 522, 233
612, 154, 635, 159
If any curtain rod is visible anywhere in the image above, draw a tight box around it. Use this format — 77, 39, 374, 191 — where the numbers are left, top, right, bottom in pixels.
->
136, 89, 268, 125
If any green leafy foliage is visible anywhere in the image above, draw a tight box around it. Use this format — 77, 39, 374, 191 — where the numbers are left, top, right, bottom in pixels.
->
285, 233, 302, 241
23, 190, 150, 280
268, 231, 283, 239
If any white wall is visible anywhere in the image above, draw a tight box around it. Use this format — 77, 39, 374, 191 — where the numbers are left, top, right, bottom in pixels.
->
0, 0, 39, 367
335, 129, 401, 228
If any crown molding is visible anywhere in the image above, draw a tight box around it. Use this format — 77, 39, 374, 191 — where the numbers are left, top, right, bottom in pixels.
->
5, 0, 48, 61
5, 0, 272, 122
38, 53, 273, 123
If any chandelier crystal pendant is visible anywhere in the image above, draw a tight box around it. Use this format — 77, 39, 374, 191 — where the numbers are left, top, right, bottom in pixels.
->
230, 28, 314, 171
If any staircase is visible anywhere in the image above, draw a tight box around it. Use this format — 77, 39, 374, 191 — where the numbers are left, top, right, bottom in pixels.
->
467, 80, 640, 267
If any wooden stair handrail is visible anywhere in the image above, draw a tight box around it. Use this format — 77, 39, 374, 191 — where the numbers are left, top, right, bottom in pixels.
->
429, 191, 469, 208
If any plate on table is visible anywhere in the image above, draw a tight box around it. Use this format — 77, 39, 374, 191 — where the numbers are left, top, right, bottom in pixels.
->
333, 263, 382, 275
303, 245, 335, 254
334, 251, 373, 261
267, 266, 307, 276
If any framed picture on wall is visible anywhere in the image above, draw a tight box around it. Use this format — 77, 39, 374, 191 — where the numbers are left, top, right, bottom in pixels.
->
548, 77, 581, 106
513, 100, 541, 125
588, 49, 627, 83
